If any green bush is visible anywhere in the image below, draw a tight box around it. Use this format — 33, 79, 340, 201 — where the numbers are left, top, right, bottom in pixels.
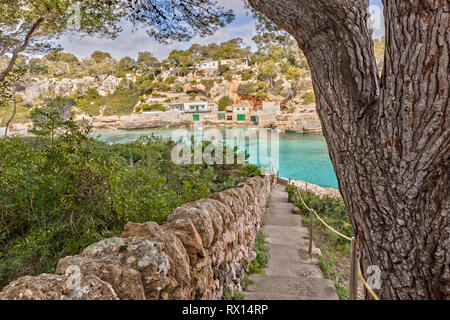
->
188, 92, 198, 100
100, 89, 140, 116
218, 64, 229, 75
249, 232, 269, 274
151, 92, 167, 98
141, 103, 165, 112
237, 82, 255, 97
238, 69, 253, 81
302, 91, 316, 104
165, 76, 176, 84
218, 96, 233, 111
223, 71, 233, 81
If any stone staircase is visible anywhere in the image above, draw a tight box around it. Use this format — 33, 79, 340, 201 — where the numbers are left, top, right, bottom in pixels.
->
244, 184, 338, 300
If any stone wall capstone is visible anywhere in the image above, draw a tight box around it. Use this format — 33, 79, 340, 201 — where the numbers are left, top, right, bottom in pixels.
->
0, 176, 274, 300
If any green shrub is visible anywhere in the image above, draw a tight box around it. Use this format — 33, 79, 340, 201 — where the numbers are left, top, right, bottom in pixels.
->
302, 91, 316, 104
224, 287, 245, 300
165, 76, 176, 84
188, 92, 198, 100
237, 82, 255, 97
238, 69, 253, 81
253, 81, 269, 99
249, 232, 269, 274
100, 89, 140, 116
218, 96, 233, 111
151, 92, 167, 98
223, 71, 233, 81
141, 103, 165, 112
218, 64, 229, 75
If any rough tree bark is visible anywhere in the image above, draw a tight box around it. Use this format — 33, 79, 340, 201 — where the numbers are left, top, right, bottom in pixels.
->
248, 0, 449, 299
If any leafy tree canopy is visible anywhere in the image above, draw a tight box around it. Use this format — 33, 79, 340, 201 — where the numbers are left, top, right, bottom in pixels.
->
0, 0, 235, 85
90, 51, 113, 63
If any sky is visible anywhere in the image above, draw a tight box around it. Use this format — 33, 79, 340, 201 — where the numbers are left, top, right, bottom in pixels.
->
58, 0, 385, 61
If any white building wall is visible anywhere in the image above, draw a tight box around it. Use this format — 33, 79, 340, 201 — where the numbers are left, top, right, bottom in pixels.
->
232, 106, 250, 115
198, 61, 219, 70
262, 102, 281, 115
183, 102, 210, 112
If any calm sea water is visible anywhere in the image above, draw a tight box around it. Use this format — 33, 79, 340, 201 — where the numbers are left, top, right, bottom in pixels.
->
93, 127, 338, 189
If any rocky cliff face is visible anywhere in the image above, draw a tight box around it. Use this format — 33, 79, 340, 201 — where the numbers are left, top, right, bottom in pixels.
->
19, 75, 122, 103
0, 176, 275, 300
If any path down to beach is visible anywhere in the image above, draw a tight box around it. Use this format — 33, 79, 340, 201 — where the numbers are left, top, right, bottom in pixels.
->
244, 184, 338, 300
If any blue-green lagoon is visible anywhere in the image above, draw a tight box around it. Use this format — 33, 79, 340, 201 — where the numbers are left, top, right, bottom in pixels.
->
93, 127, 338, 189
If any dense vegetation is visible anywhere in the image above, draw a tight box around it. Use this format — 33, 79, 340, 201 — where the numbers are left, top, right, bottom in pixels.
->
248, 232, 270, 275
286, 185, 353, 300
0, 99, 261, 288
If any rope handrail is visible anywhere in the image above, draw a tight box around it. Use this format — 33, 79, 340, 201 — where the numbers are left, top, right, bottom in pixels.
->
358, 260, 381, 300
294, 186, 380, 301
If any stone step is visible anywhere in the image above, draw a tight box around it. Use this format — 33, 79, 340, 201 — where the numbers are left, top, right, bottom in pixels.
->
243, 292, 332, 301
266, 243, 320, 266
265, 260, 323, 278
244, 183, 338, 301
263, 212, 302, 226
245, 274, 338, 300
263, 225, 308, 246
267, 203, 294, 210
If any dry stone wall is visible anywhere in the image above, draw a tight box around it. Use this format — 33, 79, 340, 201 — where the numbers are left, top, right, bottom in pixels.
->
0, 176, 275, 300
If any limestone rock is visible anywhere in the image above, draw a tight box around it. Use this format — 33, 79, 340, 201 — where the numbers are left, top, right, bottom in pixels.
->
56, 255, 145, 300
0, 273, 118, 300
121, 222, 193, 299
57, 237, 171, 300
164, 218, 205, 264
167, 205, 215, 249
20, 75, 122, 103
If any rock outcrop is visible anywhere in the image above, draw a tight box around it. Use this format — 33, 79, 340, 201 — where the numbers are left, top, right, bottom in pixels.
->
0, 176, 275, 300
0, 273, 118, 300
20, 75, 122, 103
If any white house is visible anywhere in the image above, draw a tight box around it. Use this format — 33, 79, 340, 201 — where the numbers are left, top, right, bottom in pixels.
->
198, 61, 219, 71
169, 103, 184, 112
220, 58, 249, 71
233, 105, 250, 121
183, 101, 211, 113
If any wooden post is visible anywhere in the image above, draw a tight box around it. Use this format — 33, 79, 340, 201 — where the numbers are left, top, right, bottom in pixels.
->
293, 187, 297, 205
308, 209, 313, 255
349, 237, 358, 300
277, 170, 279, 184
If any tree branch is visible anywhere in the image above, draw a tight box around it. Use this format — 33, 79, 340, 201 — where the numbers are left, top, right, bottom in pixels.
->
4, 87, 16, 138
0, 17, 44, 83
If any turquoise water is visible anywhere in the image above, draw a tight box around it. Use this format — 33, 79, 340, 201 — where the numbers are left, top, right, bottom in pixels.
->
93, 127, 338, 189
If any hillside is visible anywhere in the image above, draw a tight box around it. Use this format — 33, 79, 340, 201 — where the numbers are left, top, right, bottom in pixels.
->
0, 37, 385, 133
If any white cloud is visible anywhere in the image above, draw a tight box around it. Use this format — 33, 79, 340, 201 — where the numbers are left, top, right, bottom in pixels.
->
56, 0, 384, 61
58, 11, 256, 61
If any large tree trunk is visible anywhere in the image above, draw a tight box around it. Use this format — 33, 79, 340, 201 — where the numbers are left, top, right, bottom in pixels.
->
248, 0, 449, 299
